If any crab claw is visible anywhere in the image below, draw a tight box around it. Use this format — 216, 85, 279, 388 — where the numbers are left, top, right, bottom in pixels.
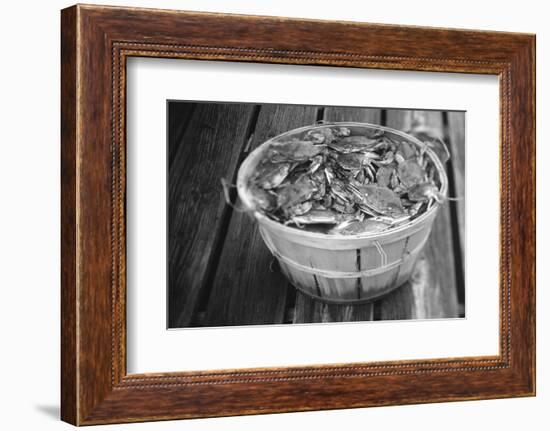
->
407, 182, 446, 204
426, 138, 450, 164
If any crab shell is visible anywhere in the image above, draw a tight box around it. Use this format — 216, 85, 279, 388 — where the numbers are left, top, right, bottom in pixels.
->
306, 128, 337, 144
376, 165, 395, 188
329, 178, 353, 203
397, 159, 426, 188
333, 126, 351, 137
408, 182, 445, 203
310, 169, 327, 200
328, 135, 378, 153
307, 155, 325, 174
334, 152, 380, 170
284, 200, 314, 219
375, 150, 395, 166
276, 176, 318, 209
254, 162, 291, 189
350, 184, 404, 215
324, 166, 335, 184
268, 140, 326, 163
396, 141, 417, 160
248, 185, 277, 212
306, 132, 326, 144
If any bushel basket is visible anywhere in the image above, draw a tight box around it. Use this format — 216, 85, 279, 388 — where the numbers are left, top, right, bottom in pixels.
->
237, 122, 448, 304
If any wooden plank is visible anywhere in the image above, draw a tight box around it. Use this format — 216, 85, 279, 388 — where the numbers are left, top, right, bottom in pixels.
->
323, 106, 382, 124
446, 112, 466, 265
292, 107, 382, 324
293, 293, 374, 323
203, 104, 319, 327
168, 101, 197, 169
168, 102, 255, 328
420, 111, 462, 317
384, 109, 414, 131
375, 110, 459, 320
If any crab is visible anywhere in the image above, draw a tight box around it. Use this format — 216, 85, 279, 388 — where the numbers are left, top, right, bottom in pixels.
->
324, 166, 336, 184
333, 151, 380, 170
305, 127, 339, 144
371, 135, 393, 152
307, 154, 325, 174
267, 140, 326, 163
334, 126, 352, 137
425, 138, 450, 164
328, 135, 378, 153
408, 201, 425, 217
354, 169, 366, 184
306, 131, 327, 144
254, 161, 292, 189
395, 141, 417, 160
364, 165, 376, 182
397, 159, 426, 188
248, 185, 277, 212
407, 182, 446, 203
283, 200, 313, 219
276, 176, 318, 210
348, 184, 404, 217
375, 150, 395, 166
376, 165, 395, 188
310, 169, 327, 200
329, 178, 353, 203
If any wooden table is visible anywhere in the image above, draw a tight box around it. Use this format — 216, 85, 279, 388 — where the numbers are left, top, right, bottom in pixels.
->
168, 102, 465, 328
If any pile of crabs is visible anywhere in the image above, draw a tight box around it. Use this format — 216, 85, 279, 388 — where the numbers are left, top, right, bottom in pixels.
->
248, 125, 445, 235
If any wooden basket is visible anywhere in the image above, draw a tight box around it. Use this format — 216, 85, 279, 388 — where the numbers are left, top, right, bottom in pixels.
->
237, 122, 448, 303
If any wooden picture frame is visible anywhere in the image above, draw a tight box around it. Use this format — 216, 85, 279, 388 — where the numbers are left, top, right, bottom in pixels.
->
61, 4, 535, 425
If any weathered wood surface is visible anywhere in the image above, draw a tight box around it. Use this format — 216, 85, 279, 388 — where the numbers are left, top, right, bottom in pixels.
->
374, 110, 460, 320
168, 102, 464, 327
323, 106, 382, 124
168, 103, 256, 327
203, 104, 319, 326
447, 112, 466, 265
168, 102, 197, 168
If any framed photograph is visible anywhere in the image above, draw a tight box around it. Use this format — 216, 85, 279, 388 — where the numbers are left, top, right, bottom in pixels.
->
61, 4, 535, 425
163, 101, 465, 330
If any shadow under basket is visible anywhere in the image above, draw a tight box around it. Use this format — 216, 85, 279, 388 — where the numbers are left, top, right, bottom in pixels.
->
237, 122, 447, 304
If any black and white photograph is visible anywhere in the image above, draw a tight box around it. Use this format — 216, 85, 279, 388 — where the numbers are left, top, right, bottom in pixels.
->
168, 101, 465, 328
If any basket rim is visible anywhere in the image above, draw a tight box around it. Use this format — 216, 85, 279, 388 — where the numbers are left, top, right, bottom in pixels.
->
236, 121, 448, 241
